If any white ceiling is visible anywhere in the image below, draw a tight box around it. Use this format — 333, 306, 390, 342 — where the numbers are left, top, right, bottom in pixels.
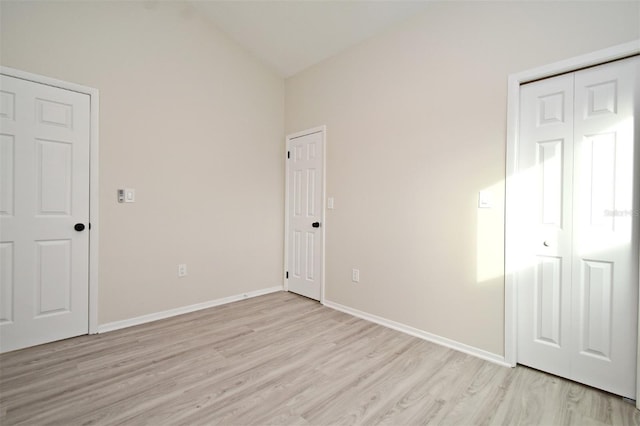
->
192, 1, 433, 77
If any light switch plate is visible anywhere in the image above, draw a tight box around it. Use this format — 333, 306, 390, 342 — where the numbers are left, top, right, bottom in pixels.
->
478, 190, 492, 208
118, 188, 136, 203
125, 189, 135, 203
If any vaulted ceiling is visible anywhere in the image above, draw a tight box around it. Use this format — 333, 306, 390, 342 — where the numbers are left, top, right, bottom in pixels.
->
192, 1, 433, 77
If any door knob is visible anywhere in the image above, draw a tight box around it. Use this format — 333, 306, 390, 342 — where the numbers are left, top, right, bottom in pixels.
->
543, 241, 549, 247
74, 223, 85, 232
312, 222, 320, 228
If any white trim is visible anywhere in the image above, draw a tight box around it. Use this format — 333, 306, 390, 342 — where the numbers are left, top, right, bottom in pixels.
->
504, 40, 640, 376
98, 286, 283, 333
284, 136, 290, 293
89, 84, 99, 335
324, 299, 510, 367
284, 125, 327, 302
0, 66, 100, 335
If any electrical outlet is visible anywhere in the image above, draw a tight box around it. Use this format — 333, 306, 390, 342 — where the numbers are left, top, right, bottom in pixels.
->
178, 264, 187, 278
352, 268, 360, 283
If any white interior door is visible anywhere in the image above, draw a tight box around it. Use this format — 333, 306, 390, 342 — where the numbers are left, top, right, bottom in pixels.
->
516, 73, 575, 378
571, 58, 639, 397
516, 56, 639, 398
286, 129, 324, 301
0, 74, 91, 353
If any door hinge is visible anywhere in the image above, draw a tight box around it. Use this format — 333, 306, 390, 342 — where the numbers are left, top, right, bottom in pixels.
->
287, 151, 290, 159
286, 271, 289, 279
88, 223, 91, 230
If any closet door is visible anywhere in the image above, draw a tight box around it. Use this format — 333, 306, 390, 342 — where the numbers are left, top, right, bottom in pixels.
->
517, 56, 639, 399
571, 57, 639, 398
517, 73, 574, 378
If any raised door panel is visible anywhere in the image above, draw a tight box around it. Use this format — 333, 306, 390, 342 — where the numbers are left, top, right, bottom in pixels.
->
292, 230, 301, 279
578, 260, 613, 360
36, 98, 73, 129
538, 139, 564, 228
292, 170, 302, 218
306, 169, 316, 218
0, 90, 15, 120
534, 256, 563, 347
37, 139, 72, 216
305, 232, 315, 281
0, 242, 14, 324
582, 133, 617, 230
0, 134, 14, 216
36, 240, 72, 316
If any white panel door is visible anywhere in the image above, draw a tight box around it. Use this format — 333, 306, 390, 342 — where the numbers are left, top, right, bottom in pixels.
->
517, 73, 575, 378
517, 56, 639, 398
287, 130, 323, 301
0, 74, 90, 353
571, 57, 639, 397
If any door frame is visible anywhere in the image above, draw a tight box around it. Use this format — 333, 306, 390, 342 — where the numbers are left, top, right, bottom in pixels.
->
1, 66, 100, 334
505, 40, 640, 403
284, 125, 326, 302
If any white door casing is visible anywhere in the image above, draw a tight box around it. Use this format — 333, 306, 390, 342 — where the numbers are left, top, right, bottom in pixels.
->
0, 70, 98, 352
515, 56, 639, 399
285, 127, 325, 301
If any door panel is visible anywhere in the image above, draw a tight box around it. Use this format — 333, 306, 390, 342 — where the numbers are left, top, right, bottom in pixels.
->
36, 239, 72, 316
583, 133, 616, 229
0, 242, 13, 323
534, 255, 562, 347
38, 139, 73, 215
517, 73, 574, 377
571, 56, 639, 398
579, 259, 613, 360
0, 134, 14, 215
287, 131, 323, 301
0, 74, 90, 353
517, 56, 639, 399
538, 140, 564, 227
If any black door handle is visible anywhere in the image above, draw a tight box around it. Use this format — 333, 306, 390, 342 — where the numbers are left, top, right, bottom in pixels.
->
74, 223, 85, 232
312, 222, 320, 228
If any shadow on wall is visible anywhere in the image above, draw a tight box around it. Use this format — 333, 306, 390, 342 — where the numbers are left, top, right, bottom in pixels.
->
476, 180, 505, 285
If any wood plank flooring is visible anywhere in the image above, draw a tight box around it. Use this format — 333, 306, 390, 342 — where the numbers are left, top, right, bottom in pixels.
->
1, 291, 638, 425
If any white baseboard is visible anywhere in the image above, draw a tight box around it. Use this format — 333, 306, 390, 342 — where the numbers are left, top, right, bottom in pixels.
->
323, 299, 510, 368
98, 286, 283, 334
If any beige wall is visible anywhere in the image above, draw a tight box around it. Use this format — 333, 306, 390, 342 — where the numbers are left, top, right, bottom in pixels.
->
285, 1, 640, 355
2, 0, 639, 356
0, 1, 285, 324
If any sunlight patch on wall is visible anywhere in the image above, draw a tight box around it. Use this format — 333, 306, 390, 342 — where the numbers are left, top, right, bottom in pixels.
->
476, 181, 505, 285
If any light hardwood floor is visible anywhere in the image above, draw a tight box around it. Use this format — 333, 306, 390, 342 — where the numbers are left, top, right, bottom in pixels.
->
1, 291, 638, 425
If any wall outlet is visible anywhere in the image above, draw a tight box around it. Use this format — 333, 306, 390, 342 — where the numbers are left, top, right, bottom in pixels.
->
178, 264, 187, 278
352, 268, 360, 283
